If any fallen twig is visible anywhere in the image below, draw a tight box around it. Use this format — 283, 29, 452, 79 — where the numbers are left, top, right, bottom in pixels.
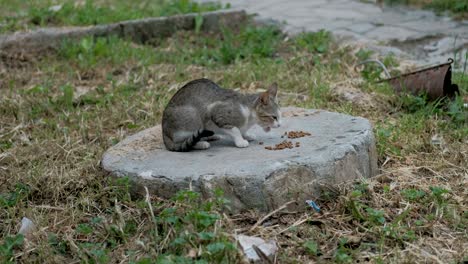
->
249, 200, 296, 233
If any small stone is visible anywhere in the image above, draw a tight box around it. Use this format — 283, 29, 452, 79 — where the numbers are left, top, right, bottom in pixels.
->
236, 234, 277, 263
48, 4, 62, 12
431, 134, 443, 146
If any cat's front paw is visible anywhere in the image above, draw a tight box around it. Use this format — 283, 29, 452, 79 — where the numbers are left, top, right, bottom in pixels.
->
235, 139, 249, 148
193, 141, 210, 150
243, 134, 256, 141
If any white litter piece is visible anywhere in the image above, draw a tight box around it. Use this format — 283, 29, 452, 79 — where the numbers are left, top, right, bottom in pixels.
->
236, 234, 277, 263
18, 217, 36, 236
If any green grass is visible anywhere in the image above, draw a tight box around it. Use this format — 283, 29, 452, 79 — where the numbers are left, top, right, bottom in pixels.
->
1, 11, 467, 264
383, 0, 468, 18
427, 0, 468, 15
52, 25, 283, 70
0, 0, 226, 33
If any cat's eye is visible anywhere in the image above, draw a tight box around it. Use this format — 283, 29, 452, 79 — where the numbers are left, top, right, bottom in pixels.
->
272, 116, 278, 121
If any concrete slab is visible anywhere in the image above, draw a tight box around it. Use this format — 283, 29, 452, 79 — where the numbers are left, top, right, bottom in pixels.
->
102, 107, 378, 212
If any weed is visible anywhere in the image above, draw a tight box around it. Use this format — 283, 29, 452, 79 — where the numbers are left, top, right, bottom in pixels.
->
0, 234, 24, 263
0, 183, 30, 209
429, 186, 450, 206
334, 239, 353, 263
304, 240, 319, 256
383, 0, 468, 18
58, 36, 156, 68
446, 96, 467, 125
426, 0, 468, 17
295, 30, 332, 54
366, 207, 386, 225
401, 188, 426, 202
201, 25, 282, 65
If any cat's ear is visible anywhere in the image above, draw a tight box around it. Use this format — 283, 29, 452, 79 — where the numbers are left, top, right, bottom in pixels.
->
259, 83, 278, 105
259, 90, 270, 105
268, 82, 278, 102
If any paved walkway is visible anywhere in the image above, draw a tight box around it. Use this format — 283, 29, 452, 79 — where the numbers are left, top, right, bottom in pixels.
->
210, 0, 468, 68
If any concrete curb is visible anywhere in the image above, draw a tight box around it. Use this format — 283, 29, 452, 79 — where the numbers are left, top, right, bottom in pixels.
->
0, 10, 247, 54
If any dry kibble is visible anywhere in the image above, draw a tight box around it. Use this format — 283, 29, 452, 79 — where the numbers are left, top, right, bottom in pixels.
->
265, 140, 294, 150
287, 130, 311, 139
264, 130, 310, 151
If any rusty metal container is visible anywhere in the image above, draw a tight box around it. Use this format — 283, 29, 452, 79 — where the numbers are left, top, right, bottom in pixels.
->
383, 58, 459, 100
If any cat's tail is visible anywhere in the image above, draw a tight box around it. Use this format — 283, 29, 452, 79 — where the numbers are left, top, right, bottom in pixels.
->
164, 129, 214, 152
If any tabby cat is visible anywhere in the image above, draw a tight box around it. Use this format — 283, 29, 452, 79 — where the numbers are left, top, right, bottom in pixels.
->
162, 78, 281, 152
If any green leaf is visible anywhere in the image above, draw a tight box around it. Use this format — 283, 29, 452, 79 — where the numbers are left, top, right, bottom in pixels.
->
429, 186, 449, 196
60, 84, 74, 108
198, 232, 215, 241
401, 188, 426, 202
195, 13, 203, 34
0, 234, 24, 260
80, 37, 92, 52
206, 242, 226, 254
76, 223, 93, 235
303, 240, 319, 256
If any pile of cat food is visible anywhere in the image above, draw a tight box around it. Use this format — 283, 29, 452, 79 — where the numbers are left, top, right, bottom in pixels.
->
285, 130, 311, 139
265, 140, 294, 150
263, 130, 310, 151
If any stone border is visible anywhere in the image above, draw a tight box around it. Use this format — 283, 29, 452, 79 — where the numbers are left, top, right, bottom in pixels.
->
0, 10, 247, 54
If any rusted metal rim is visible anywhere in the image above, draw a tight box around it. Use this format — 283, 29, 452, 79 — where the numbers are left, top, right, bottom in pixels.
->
381, 58, 459, 100
383, 58, 454, 82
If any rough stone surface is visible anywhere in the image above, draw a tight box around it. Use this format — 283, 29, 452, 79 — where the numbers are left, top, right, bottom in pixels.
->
236, 235, 277, 263
102, 107, 377, 212
197, 0, 468, 69
0, 10, 247, 54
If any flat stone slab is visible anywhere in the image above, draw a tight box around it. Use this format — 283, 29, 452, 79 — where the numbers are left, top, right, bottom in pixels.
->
102, 107, 377, 212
